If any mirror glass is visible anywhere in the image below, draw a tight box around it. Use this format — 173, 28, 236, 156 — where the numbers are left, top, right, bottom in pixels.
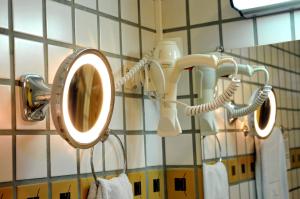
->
68, 64, 103, 132
256, 98, 271, 130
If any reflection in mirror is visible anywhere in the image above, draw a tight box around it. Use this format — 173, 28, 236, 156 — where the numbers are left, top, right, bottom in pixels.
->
68, 64, 102, 132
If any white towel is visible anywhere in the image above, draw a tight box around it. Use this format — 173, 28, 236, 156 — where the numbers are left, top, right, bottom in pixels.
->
203, 161, 229, 199
255, 127, 289, 199
87, 173, 133, 199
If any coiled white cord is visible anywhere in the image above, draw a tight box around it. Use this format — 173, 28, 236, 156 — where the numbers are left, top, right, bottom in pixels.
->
224, 65, 271, 119
224, 85, 272, 119
164, 57, 241, 116
115, 50, 153, 90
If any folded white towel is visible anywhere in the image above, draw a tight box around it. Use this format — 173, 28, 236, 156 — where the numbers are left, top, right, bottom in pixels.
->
255, 127, 289, 199
87, 173, 133, 199
203, 161, 229, 199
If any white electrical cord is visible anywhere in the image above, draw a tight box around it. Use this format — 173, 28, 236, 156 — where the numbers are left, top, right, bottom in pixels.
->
115, 50, 153, 90
165, 57, 241, 116
224, 85, 272, 119
224, 66, 271, 119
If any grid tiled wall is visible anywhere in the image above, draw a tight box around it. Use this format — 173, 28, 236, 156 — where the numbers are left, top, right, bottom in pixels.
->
161, 1, 300, 198
0, 0, 161, 198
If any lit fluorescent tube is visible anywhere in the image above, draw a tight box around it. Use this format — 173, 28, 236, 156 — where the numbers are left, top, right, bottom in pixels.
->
231, 0, 300, 18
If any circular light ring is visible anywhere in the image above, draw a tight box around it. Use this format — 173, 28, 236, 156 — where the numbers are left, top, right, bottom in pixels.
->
253, 89, 277, 138
51, 48, 115, 149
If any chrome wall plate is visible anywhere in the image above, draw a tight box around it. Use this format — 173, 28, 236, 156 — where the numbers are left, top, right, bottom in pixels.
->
20, 74, 51, 121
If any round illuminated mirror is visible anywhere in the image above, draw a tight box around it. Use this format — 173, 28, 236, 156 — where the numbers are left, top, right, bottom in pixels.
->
248, 89, 276, 138
51, 49, 115, 148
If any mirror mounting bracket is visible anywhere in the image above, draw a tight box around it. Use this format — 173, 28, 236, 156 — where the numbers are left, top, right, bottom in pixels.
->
20, 74, 51, 121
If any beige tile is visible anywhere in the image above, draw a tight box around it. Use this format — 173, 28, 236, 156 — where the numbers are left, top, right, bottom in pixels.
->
80, 141, 102, 173
121, 0, 138, 23
13, 0, 42, 36
0, 0, 8, 28
0, 34, 10, 79
0, 85, 11, 129
165, 134, 193, 165
125, 97, 143, 130
191, 25, 220, 53
75, 0, 96, 9
126, 135, 145, 169
189, 0, 218, 25
75, 9, 98, 48
100, 17, 120, 54
0, 136, 12, 182
162, 0, 186, 29
257, 13, 291, 45
99, 0, 118, 17
140, 0, 155, 29
104, 135, 125, 171
50, 135, 77, 176
14, 38, 44, 80
16, 135, 47, 180
146, 134, 163, 166
47, 1, 72, 43
121, 23, 140, 58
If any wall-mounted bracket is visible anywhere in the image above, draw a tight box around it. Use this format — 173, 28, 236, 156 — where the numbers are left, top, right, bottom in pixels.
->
19, 74, 51, 121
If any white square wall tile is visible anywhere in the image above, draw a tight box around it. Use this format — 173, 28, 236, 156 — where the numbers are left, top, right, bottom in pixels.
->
236, 132, 246, 155
15, 38, 44, 79
0, 0, 8, 28
51, 135, 77, 176
100, 17, 120, 54
144, 98, 159, 131
109, 96, 123, 130
47, 1, 72, 43
191, 25, 220, 53
80, 142, 102, 173
140, 0, 155, 29
257, 13, 292, 45
162, 0, 186, 29
230, 184, 240, 199
16, 135, 47, 180
15, 86, 46, 129
240, 182, 249, 199
13, 0, 42, 36
0, 136, 12, 182
99, 0, 118, 17
189, 0, 218, 25
177, 98, 192, 130
295, 11, 300, 40
177, 71, 190, 96
75, 9, 98, 48
0, 86, 11, 129
0, 34, 10, 79
126, 135, 145, 169
105, 135, 125, 171
223, 20, 254, 50
125, 97, 143, 130
196, 134, 202, 165
75, 0, 96, 9
227, 132, 237, 156
121, 23, 140, 58
107, 57, 122, 91
121, 0, 138, 23
165, 134, 193, 165
141, 30, 156, 56
146, 135, 162, 166
202, 135, 216, 160
48, 45, 73, 84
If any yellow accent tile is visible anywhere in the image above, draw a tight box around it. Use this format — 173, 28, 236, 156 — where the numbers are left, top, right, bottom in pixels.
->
0, 187, 13, 199
197, 168, 204, 199
295, 149, 300, 168
52, 179, 78, 199
166, 168, 195, 199
80, 177, 94, 199
290, 149, 297, 168
226, 158, 239, 184
147, 170, 164, 199
248, 155, 255, 179
238, 156, 249, 181
17, 183, 48, 199
127, 172, 146, 199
